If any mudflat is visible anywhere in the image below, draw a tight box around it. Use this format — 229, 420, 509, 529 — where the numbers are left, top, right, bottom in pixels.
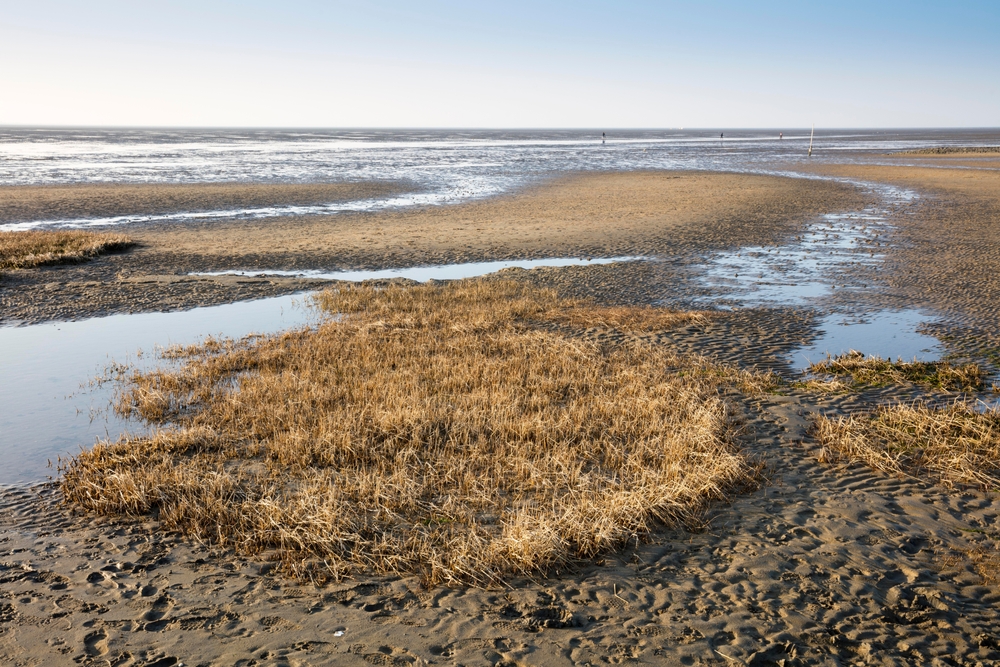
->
133, 171, 865, 265
808, 162, 1000, 357
0, 171, 869, 324
0, 181, 406, 225
2, 165, 1000, 666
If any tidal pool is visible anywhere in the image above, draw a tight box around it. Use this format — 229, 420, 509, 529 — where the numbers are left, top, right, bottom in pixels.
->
696, 180, 916, 308
0, 294, 315, 485
1, 256, 645, 485
191, 256, 645, 282
789, 310, 942, 371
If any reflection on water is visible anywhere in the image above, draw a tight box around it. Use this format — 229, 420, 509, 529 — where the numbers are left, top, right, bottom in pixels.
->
789, 310, 942, 371
0, 256, 646, 484
698, 212, 882, 306
697, 181, 915, 308
191, 256, 645, 283
0, 294, 315, 485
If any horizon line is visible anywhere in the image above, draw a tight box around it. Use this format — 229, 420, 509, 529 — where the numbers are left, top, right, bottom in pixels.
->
1, 124, 999, 132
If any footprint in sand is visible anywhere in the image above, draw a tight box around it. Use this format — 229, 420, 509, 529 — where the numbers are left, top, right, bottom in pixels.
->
83, 628, 109, 657
143, 594, 175, 631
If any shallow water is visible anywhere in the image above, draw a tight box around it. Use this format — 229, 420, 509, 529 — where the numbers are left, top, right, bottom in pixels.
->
696, 180, 915, 308
789, 310, 942, 371
0, 257, 646, 483
3, 128, 998, 230
0, 294, 315, 484
192, 256, 645, 283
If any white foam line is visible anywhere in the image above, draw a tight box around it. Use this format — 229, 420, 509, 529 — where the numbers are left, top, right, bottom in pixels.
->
0, 188, 509, 231
191, 256, 647, 283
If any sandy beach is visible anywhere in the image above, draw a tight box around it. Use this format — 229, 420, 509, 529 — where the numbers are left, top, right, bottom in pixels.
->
0, 172, 868, 325
2, 161, 1000, 665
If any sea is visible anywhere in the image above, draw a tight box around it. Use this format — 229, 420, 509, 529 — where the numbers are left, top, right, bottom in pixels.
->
2, 127, 999, 230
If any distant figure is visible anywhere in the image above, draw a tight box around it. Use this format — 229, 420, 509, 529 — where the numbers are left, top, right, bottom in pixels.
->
780, 132, 783, 140
602, 132, 606, 144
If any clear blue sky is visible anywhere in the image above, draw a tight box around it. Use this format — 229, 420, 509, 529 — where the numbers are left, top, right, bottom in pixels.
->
1, 0, 997, 127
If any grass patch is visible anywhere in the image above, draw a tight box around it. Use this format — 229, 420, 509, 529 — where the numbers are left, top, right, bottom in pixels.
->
0, 230, 134, 270
815, 402, 1000, 491
61, 280, 764, 586
942, 545, 1000, 585
966, 545, 1000, 584
807, 351, 986, 392
892, 146, 1000, 155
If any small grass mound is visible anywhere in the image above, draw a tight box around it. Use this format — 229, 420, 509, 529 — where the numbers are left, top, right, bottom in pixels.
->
965, 546, 1000, 584
0, 230, 134, 270
61, 280, 764, 586
815, 402, 1000, 491
807, 351, 986, 392
892, 147, 1000, 155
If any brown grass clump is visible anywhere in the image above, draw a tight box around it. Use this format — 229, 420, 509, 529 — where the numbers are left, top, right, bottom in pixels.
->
815, 402, 1000, 491
808, 351, 986, 392
542, 304, 704, 332
61, 280, 760, 586
942, 544, 1000, 585
893, 146, 1000, 155
966, 545, 1000, 584
0, 230, 134, 270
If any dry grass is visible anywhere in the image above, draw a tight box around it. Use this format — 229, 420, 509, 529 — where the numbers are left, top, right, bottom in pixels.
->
966, 545, 1000, 584
61, 280, 763, 586
0, 230, 134, 270
942, 544, 1000, 585
893, 146, 1000, 155
815, 402, 1000, 491
543, 304, 704, 332
808, 351, 986, 392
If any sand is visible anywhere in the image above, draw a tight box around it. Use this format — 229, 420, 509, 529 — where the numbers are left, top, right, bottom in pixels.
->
0, 171, 868, 324
0, 182, 407, 225
803, 161, 1000, 361
3, 391, 998, 665
2, 166, 1000, 665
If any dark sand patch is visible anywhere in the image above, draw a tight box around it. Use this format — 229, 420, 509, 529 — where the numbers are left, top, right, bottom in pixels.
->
892, 146, 1000, 155
808, 163, 1000, 367
0, 181, 409, 224
0, 171, 870, 324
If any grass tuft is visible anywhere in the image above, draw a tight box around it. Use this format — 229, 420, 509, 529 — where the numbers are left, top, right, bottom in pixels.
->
61, 279, 761, 586
807, 351, 986, 392
815, 401, 1000, 491
892, 146, 1000, 155
0, 230, 134, 270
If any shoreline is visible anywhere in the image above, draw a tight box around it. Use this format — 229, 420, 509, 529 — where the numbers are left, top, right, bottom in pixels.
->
0, 170, 869, 325
2, 161, 1000, 665
0, 180, 412, 227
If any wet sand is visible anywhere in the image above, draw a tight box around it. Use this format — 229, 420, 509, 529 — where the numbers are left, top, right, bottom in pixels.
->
3, 382, 998, 666
3, 166, 1000, 665
0, 172, 869, 324
0, 181, 408, 225
806, 161, 1000, 361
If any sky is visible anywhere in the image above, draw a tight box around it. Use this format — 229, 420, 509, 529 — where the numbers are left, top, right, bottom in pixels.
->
0, 0, 997, 128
